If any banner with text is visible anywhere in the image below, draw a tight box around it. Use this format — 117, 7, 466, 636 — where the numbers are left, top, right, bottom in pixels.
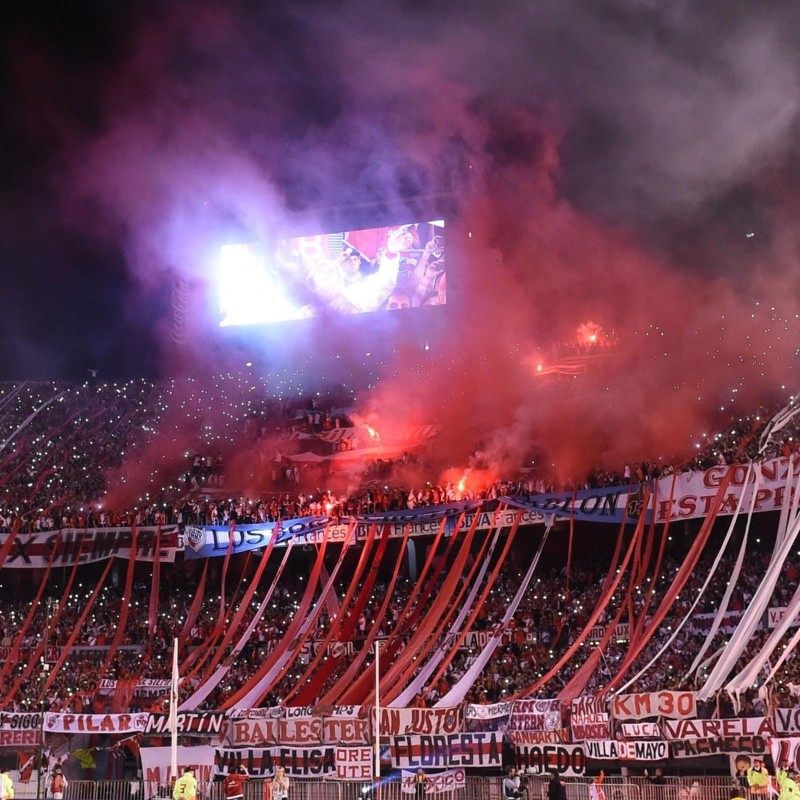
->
188, 505, 542, 556
141, 745, 215, 798
390, 733, 503, 770
214, 745, 372, 779
509, 700, 562, 732
225, 716, 368, 747
688, 611, 743, 635
570, 697, 610, 741
619, 722, 662, 739
584, 740, 668, 761
774, 709, 800, 735
464, 701, 513, 734
381, 708, 461, 737
504, 458, 800, 524
664, 718, 772, 740
612, 691, 696, 721
144, 712, 227, 737
772, 738, 800, 771
508, 731, 570, 745
0, 526, 178, 569
671, 735, 769, 759
0, 713, 41, 732
767, 607, 800, 629
100, 678, 173, 697
514, 743, 586, 776
44, 713, 149, 735
0, 729, 40, 747
401, 769, 466, 794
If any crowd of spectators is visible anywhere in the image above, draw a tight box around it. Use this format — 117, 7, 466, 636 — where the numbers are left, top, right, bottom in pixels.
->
0, 377, 799, 718
0, 536, 799, 720
0, 375, 797, 536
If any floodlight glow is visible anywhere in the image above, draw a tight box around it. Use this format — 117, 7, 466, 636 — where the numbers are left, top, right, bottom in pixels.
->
219, 244, 300, 326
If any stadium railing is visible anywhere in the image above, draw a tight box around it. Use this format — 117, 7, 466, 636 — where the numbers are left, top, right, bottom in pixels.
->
13, 776, 743, 800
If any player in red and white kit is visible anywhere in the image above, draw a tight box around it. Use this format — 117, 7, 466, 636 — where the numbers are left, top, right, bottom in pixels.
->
224, 766, 249, 800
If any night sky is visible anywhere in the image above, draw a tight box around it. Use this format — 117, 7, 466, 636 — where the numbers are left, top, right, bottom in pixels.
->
0, 0, 799, 474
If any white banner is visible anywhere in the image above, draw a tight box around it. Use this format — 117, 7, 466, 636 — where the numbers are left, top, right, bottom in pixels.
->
464, 702, 514, 720
584, 740, 668, 761
514, 743, 586, 776
688, 611, 743, 635
141, 745, 216, 798
664, 717, 772, 740
587, 623, 630, 642
225, 716, 368, 746
671, 735, 768, 758
772, 737, 800, 770
390, 733, 503, 769
144, 713, 226, 737
767, 607, 800, 629
0, 526, 178, 569
653, 458, 800, 522
612, 691, 696, 720
282, 705, 361, 718
381, 708, 460, 737
100, 678, 173, 697
774, 708, 800, 735
570, 697, 609, 741
335, 746, 373, 781
401, 769, 466, 794
509, 700, 562, 731
620, 722, 661, 739
215, 746, 331, 777
0, 713, 41, 731
44, 712, 149, 734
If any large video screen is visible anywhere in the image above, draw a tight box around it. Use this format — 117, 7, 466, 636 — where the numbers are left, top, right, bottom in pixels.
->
219, 221, 446, 326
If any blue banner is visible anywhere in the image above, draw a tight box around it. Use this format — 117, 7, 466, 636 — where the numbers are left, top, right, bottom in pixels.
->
182, 502, 485, 558
183, 517, 331, 559
500, 483, 650, 525
346, 500, 482, 528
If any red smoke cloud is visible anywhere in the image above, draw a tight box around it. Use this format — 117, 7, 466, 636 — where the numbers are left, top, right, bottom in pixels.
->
11, 1, 799, 494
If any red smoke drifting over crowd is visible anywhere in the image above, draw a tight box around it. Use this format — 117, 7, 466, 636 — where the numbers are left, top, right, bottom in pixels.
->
10, 1, 800, 490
